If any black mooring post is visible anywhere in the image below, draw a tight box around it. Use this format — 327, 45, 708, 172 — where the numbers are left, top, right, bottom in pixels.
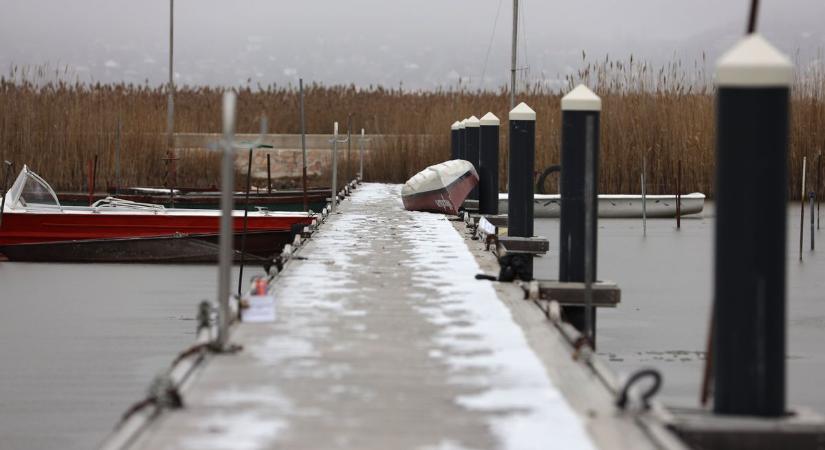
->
713, 34, 792, 417
479, 112, 501, 215
508, 103, 536, 242
465, 116, 481, 201
558, 84, 602, 338
451, 121, 461, 160
458, 119, 467, 160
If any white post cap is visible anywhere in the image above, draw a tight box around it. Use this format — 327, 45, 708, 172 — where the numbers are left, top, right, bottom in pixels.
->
459, 119, 466, 129
561, 84, 602, 111
716, 34, 793, 87
465, 115, 480, 127
509, 102, 536, 121
451, 121, 461, 130
480, 112, 500, 126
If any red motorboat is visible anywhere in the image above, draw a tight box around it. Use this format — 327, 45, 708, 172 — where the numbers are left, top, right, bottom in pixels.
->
0, 166, 315, 262
401, 160, 479, 215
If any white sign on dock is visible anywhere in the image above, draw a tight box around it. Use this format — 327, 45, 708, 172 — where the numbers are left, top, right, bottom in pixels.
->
241, 295, 277, 323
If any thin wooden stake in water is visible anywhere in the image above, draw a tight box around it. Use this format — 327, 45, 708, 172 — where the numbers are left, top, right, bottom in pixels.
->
800, 156, 806, 262
641, 154, 647, 236
676, 159, 682, 229
818, 151, 821, 230
810, 192, 815, 251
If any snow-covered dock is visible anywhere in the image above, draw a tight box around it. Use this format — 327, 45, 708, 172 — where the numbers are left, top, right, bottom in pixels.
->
109, 183, 676, 450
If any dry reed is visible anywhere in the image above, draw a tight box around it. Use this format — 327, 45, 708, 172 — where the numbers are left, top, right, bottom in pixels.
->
2, 56, 824, 198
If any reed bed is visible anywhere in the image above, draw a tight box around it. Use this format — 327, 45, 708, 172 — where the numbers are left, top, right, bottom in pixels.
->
2, 57, 824, 197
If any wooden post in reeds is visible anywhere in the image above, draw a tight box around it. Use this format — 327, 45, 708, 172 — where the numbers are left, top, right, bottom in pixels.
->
558, 84, 602, 341
465, 116, 480, 201
800, 157, 806, 261
712, 33, 792, 417
479, 112, 501, 215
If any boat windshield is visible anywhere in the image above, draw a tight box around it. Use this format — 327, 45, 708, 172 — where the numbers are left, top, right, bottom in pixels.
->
4, 166, 62, 210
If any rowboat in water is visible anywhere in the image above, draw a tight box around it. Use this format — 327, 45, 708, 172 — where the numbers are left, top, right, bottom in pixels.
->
401, 160, 479, 215
464, 192, 705, 218
0, 166, 314, 262
56, 188, 329, 212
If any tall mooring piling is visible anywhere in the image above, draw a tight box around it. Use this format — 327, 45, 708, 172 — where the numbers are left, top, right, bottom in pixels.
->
465, 116, 481, 201
450, 121, 461, 160
479, 112, 500, 215
507, 102, 536, 256
712, 34, 792, 417
558, 84, 602, 338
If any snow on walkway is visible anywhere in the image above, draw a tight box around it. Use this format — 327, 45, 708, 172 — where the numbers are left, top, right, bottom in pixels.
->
131, 183, 595, 450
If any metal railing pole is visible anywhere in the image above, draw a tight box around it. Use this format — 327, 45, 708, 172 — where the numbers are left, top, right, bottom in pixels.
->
216, 91, 236, 349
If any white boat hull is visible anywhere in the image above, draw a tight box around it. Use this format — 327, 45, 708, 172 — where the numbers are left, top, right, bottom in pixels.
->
465, 193, 705, 218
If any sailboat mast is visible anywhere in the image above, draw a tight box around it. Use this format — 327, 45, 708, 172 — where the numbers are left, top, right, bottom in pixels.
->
510, 0, 518, 109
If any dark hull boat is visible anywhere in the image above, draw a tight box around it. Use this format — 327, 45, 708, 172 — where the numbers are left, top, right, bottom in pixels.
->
0, 231, 292, 263
0, 166, 314, 263
401, 160, 479, 215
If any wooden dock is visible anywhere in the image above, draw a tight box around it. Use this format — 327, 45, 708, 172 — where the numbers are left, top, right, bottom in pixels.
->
103, 183, 683, 450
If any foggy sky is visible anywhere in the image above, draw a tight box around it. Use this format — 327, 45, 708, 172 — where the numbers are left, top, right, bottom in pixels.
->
1, 0, 824, 89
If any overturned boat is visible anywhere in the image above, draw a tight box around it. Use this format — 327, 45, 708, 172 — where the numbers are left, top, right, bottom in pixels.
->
401, 160, 479, 215
0, 166, 314, 262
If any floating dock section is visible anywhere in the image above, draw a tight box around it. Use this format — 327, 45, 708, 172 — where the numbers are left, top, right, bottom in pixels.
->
103, 183, 682, 450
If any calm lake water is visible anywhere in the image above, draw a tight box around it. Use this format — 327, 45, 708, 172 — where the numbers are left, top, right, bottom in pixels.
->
2, 203, 823, 449
0, 263, 262, 450
535, 203, 825, 413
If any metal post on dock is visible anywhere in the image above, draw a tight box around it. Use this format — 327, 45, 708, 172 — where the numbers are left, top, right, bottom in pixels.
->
465, 116, 481, 201
712, 34, 792, 417
217, 91, 237, 350
507, 102, 536, 242
458, 119, 467, 160
346, 113, 353, 183
331, 122, 339, 212
358, 128, 370, 181
479, 112, 500, 215
558, 84, 602, 339
450, 121, 461, 160
300, 78, 309, 212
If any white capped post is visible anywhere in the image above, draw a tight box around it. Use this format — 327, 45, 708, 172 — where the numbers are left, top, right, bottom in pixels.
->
712, 33, 793, 417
